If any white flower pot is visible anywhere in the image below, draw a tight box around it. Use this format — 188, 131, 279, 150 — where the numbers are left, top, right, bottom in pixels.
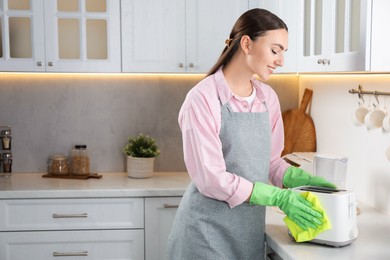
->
126, 156, 155, 178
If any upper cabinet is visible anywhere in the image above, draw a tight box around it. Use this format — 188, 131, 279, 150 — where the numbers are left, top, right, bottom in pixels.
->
0, 0, 121, 72
121, 0, 248, 73
249, 0, 299, 73
297, 0, 374, 73
3, 0, 390, 73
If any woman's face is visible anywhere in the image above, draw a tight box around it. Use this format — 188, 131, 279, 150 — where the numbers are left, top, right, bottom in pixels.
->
244, 29, 288, 81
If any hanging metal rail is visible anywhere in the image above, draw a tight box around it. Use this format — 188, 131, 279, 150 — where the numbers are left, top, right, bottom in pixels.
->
349, 84, 390, 99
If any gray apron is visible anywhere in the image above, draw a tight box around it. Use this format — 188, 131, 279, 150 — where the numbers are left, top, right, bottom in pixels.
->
167, 98, 271, 260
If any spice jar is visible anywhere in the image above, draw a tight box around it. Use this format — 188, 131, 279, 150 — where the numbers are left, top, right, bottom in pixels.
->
71, 145, 90, 175
1, 129, 11, 150
48, 155, 69, 175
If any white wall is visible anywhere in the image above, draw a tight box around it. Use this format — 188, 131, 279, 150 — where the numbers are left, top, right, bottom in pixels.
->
299, 74, 390, 214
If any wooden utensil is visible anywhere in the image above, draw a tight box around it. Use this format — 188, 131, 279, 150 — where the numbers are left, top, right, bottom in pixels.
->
42, 173, 102, 179
281, 88, 316, 156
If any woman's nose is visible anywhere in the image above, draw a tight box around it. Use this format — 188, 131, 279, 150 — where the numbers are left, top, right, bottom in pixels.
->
275, 55, 284, 67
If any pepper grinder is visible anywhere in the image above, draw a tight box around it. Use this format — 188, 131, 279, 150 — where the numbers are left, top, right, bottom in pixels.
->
1, 129, 11, 150
2, 152, 12, 175
0, 126, 12, 178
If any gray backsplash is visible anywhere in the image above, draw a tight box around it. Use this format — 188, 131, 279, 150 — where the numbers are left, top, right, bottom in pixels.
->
0, 73, 298, 173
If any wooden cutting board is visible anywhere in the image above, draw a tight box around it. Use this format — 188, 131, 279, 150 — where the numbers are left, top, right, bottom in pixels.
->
281, 88, 316, 156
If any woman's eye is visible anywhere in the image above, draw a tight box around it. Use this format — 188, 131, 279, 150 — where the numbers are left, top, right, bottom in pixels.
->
272, 49, 278, 54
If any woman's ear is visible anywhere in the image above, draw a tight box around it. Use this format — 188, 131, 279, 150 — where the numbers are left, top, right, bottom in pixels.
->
240, 35, 251, 55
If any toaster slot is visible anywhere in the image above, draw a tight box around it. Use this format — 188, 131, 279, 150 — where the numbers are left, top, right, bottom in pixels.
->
296, 186, 346, 194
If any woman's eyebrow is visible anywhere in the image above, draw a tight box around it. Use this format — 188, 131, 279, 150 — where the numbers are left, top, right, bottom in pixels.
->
272, 43, 288, 52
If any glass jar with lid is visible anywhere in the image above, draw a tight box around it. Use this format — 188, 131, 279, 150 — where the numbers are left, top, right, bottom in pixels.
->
48, 155, 69, 175
71, 144, 90, 175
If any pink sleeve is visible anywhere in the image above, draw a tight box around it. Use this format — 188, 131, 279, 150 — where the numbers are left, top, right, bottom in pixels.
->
179, 91, 253, 209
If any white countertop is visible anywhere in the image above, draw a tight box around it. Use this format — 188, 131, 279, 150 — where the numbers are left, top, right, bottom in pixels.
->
266, 203, 390, 260
0, 172, 191, 199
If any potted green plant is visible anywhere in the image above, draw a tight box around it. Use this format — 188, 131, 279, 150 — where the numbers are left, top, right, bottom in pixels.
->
123, 133, 160, 178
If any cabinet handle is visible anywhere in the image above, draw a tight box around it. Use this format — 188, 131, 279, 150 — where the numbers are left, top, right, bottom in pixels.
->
52, 213, 88, 218
317, 59, 330, 65
188, 63, 194, 68
48, 61, 53, 66
178, 63, 184, 68
37, 61, 42, 66
53, 251, 88, 257
164, 204, 179, 208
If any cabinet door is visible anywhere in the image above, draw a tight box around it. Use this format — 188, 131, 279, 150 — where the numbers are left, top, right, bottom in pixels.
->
297, 0, 331, 72
0, 0, 45, 72
0, 230, 144, 260
145, 197, 181, 260
298, 0, 370, 72
185, 0, 248, 73
44, 0, 121, 72
121, 0, 186, 73
326, 0, 370, 72
366, 0, 390, 72
249, 0, 299, 73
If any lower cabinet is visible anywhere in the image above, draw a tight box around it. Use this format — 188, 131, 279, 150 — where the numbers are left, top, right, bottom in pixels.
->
0, 196, 182, 260
145, 197, 182, 260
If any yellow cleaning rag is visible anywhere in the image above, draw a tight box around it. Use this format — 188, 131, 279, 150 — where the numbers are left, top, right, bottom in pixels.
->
284, 191, 332, 242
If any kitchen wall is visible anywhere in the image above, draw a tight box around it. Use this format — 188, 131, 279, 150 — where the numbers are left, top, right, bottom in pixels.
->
0, 73, 298, 174
299, 74, 390, 214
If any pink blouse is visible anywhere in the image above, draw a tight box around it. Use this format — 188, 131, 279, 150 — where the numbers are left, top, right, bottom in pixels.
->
178, 69, 290, 208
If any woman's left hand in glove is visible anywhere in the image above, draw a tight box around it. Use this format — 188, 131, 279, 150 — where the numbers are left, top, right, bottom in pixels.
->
283, 166, 337, 189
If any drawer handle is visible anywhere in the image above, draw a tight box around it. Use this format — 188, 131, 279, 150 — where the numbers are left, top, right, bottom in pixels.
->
53, 251, 88, 257
52, 213, 88, 218
164, 204, 179, 208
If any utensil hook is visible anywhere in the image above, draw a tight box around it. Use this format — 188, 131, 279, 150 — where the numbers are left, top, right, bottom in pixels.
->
374, 91, 380, 108
357, 85, 365, 103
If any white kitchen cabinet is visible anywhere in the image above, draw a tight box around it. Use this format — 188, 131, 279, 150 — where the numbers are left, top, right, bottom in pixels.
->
0, 0, 121, 72
297, 0, 371, 72
121, 0, 248, 73
249, 0, 299, 73
145, 197, 181, 260
0, 198, 144, 260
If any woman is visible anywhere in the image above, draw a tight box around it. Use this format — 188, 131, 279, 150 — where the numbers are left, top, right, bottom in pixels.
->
167, 8, 335, 259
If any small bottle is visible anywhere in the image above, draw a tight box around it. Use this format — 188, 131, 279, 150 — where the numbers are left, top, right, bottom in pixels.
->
71, 145, 90, 175
2, 152, 13, 175
48, 155, 69, 175
1, 129, 12, 150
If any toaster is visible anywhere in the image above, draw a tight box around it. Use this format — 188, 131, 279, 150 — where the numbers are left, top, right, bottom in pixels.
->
293, 186, 359, 247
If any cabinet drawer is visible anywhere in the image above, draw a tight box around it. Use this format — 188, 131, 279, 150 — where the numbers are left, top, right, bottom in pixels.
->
0, 198, 144, 231
0, 229, 144, 260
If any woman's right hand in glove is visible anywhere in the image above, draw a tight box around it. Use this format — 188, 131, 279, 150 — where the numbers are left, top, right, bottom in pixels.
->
249, 182, 322, 230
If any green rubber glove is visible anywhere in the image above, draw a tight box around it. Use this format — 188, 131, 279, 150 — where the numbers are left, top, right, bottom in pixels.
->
250, 182, 323, 230
283, 166, 337, 189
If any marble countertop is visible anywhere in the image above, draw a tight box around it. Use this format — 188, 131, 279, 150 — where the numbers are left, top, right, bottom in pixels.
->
266, 203, 390, 260
0, 172, 191, 199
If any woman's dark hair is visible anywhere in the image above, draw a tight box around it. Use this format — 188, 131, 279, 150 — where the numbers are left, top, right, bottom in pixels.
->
207, 8, 288, 76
